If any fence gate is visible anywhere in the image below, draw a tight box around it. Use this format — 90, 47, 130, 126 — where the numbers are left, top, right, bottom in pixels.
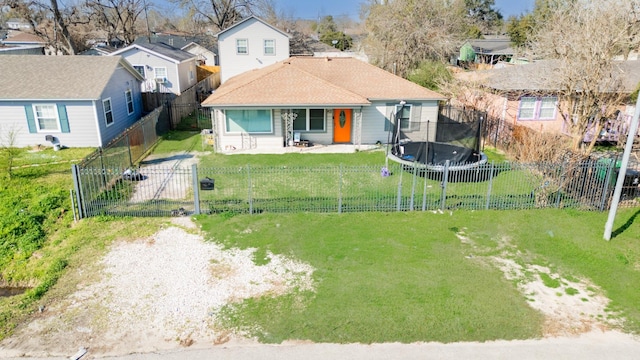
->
73, 165, 197, 218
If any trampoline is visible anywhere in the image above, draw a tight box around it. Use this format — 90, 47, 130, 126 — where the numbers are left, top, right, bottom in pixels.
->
386, 104, 487, 171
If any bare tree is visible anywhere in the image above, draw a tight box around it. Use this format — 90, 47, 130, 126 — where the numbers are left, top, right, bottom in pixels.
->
2, 0, 87, 54
171, 0, 273, 32
363, 0, 468, 77
0, 125, 21, 180
528, 0, 640, 153
85, 0, 147, 45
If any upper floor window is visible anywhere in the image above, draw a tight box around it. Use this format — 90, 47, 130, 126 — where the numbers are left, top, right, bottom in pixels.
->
154, 67, 167, 83
236, 39, 248, 54
264, 39, 275, 55
133, 65, 145, 78
518, 96, 557, 120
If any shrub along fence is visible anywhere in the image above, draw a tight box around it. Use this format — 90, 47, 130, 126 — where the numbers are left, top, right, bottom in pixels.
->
70, 157, 639, 219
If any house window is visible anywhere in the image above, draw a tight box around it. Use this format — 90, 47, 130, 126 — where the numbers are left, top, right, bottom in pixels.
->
189, 69, 194, 82
264, 39, 275, 55
236, 39, 248, 54
125, 89, 134, 115
225, 109, 272, 133
292, 109, 325, 131
395, 104, 412, 130
34, 104, 60, 131
518, 96, 557, 120
103, 98, 113, 126
154, 67, 167, 83
133, 65, 145, 78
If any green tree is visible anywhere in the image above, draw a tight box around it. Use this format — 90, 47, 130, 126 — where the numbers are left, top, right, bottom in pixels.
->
464, 0, 503, 34
406, 60, 452, 91
316, 15, 352, 51
506, 14, 534, 47
364, 0, 467, 77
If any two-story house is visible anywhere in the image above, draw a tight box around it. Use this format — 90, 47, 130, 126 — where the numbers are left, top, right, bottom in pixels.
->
110, 42, 198, 96
216, 16, 290, 83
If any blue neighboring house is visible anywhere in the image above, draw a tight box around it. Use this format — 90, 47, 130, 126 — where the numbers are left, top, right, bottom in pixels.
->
0, 55, 144, 148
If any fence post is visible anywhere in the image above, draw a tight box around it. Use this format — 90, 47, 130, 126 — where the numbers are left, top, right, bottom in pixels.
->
396, 167, 404, 211
440, 160, 450, 211
599, 158, 616, 211
338, 164, 343, 214
555, 160, 566, 208
422, 169, 428, 211
127, 133, 133, 167
99, 147, 107, 188
247, 165, 253, 215
485, 162, 495, 210
71, 164, 84, 219
410, 162, 418, 210
192, 164, 200, 215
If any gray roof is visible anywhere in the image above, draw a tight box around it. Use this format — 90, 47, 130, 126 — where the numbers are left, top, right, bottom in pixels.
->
216, 16, 290, 39
113, 42, 196, 63
466, 39, 514, 55
0, 55, 142, 100
483, 60, 640, 93
134, 34, 217, 52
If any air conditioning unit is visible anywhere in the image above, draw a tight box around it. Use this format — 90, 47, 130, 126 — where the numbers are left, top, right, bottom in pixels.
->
155, 77, 167, 83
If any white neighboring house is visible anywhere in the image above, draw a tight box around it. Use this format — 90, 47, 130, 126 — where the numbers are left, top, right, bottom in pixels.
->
216, 16, 290, 83
6, 18, 30, 30
110, 42, 198, 95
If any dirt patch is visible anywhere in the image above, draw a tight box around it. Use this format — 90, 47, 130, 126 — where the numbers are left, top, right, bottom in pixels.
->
455, 228, 622, 336
0, 219, 314, 358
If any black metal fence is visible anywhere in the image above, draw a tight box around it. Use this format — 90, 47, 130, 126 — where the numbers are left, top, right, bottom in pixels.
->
70, 158, 639, 219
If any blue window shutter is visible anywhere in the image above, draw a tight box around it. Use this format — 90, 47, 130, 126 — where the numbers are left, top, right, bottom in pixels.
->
24, 105, 37, 133
57, 104, 70, 133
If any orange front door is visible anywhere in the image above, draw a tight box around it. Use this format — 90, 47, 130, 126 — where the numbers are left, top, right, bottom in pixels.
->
333, 109, 352, 143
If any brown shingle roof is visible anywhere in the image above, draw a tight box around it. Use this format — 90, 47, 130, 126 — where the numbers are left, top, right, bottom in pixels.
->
202, 57, 445, 107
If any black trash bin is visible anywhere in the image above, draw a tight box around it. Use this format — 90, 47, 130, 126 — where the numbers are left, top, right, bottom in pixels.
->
200, 177, 214, 190
618, 169, 639, 199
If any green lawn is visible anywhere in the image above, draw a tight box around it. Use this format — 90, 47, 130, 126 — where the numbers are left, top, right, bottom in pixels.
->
196, 208, 640, 343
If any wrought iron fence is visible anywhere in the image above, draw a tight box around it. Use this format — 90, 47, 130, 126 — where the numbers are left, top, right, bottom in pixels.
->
70, 158, 639, 219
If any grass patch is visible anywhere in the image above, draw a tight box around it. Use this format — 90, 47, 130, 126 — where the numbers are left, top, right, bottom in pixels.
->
196, 208, 640, 343
0, 217, 161, 340
539, 272, 561, 289
151, 131, 201, 154
199, 212, 543, 344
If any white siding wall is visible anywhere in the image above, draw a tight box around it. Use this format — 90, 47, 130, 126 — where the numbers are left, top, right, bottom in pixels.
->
0, 101, 99, 147
361, 101, 439, 144
215, 109, 284, 151
119, 48, 181, 94
218, 18, 290, 83
177, 60, 198, 93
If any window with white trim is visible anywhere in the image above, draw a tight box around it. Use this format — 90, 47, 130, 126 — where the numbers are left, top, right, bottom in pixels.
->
103, 98, 113, 126
292, 109, 325, 132
189, 69, 194, 82
395, 104, 412, 130
133, 65, 145, 78
264, 39, 275, 55
125, 89, 134, 115
518, 96, 557, 120
236, 39, 248, 54
34, 104, 60, 131
154, 67, 167, 83
225, 109, 272, 133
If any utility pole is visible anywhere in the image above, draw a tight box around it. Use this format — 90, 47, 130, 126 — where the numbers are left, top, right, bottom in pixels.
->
603, 96, 640, 240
